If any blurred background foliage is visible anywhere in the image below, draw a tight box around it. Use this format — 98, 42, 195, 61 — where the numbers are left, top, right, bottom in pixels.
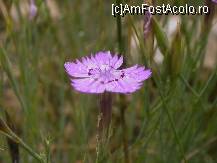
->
0, 0, 217, 162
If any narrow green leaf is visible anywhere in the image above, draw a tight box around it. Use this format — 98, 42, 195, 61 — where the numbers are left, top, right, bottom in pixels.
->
152, 17, 169, 56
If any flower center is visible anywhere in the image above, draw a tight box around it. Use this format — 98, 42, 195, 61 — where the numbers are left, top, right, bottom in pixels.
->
100, 65, 113, 78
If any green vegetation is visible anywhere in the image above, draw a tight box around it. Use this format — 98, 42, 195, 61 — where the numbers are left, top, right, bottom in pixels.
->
0, 0, 216, 162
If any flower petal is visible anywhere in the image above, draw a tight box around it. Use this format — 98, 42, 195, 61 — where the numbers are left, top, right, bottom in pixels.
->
105, 76, 142, 93
105, 66, 151, 93
64, 55, 101, 78
121, 66, 152, 82
112, 55, 123, 69
71, 78, 105, 93
64, 61, 89, 78
95, 51, 112, 65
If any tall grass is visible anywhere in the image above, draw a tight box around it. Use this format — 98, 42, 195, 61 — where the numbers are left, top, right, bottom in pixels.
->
0, 0, 217, 162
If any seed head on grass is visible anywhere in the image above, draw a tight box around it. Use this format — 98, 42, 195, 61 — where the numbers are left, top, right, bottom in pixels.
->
64, 51, 152, 94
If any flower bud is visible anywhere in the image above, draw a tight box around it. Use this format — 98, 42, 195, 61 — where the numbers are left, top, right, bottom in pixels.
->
29, 0, 38, 20
168, 23, 183, 80
143, 11, 152, 38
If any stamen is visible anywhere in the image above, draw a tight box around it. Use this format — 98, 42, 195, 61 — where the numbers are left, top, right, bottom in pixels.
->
120, 73, 125, 78
88, 68, 93, 76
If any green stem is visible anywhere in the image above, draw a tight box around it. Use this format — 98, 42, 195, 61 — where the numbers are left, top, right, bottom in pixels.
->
116, 1, 129, 161
0, 118, 44, 163
16, 136, 44, 163
159, 92, 187, 163
120, 100, 129, 163
116, 0, 124, 54
99, 92, 112, 132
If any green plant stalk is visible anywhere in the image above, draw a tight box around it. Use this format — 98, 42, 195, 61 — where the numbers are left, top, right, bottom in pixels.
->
14, 135, 44, 163
143, 0, 155, 64
128, 15, 148, 65
95, 114, 102, 163
116, 2, 124, 54
44, 139, 51, 163
0, 118, 44, 163
116, 0, 129, 162
120, 101, 129, 163
0, 47, 27, 113
159, 91, 187, 163
151, 71, 187, 162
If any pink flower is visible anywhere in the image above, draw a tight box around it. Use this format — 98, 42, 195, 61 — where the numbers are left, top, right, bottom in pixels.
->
64, 51, 152, 94
29, 0, 37, 20
212, 0, 217, 3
